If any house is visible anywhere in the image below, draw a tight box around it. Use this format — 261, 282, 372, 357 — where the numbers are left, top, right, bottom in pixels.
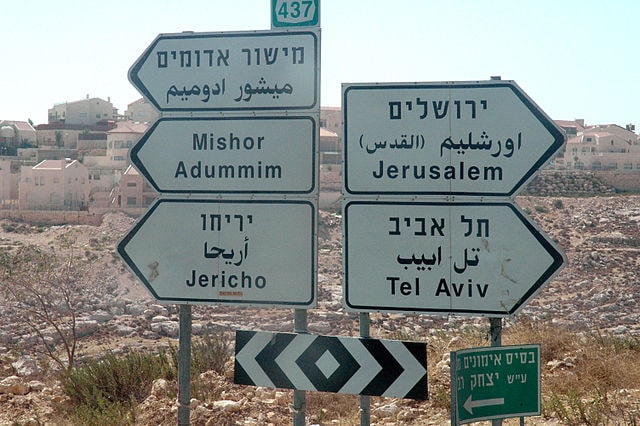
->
0, 159, 12, 204
111, 165, 156, 210
106, 121, 147, 168
19, 159, 90, 210
48, 96, 115, 126
125, 98, 159, 123
0, 120, 37, 153
320, 127, 341, 164
320, 107, 342, 138
560, 123, 640, 171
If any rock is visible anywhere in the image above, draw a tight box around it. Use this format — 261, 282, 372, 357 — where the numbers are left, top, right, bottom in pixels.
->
90, 310, 113, 323
75, 320, 99, 338
151, 379, 170, 398
150, 321, 179, 337
125, 303, 147, 316
0, 376, 30, 395
213, 399, 244, 412
375, 402, 398, 418
115, 325, 137, 336
11, 356, 41, 376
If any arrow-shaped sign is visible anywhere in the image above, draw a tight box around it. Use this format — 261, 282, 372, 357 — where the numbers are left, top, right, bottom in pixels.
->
129, 116, 317, 194
117, 198, 316, 307
344, 200, 565, 316
234, 330, 428, 400
342, 80, 565, 197
129, 29, 319, 112
464, 395, 505, 414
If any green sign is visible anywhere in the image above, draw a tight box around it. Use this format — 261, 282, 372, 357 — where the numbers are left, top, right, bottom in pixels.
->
271, 0, 319, 27
451, 344, 541, 424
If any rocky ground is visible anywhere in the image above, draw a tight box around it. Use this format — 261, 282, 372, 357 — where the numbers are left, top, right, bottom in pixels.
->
1, 171, 640, 424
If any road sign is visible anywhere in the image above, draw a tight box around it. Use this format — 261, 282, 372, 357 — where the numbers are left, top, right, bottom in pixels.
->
342, 81, 565, 197
234, 330, 427, 400
451, 345, 541, 424
117, 198, 316, 307
130, 116, 317, 194
129, 29, 319, 112
343, 200, 564, 316
272, 0, 319, 27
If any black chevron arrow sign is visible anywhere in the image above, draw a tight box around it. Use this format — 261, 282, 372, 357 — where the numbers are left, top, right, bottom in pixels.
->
234, 330, 428, 400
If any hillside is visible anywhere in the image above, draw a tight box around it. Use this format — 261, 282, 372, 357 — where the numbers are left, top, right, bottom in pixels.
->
1, 193, 640, 424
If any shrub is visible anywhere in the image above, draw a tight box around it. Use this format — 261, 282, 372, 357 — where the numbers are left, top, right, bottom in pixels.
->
60, 351, 175, 410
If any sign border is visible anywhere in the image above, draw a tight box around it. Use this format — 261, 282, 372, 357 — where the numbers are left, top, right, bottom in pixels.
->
342, 80, 565, 197
343, 199, 565, 316
118, 197, 317, 307
130, 115, 318, 194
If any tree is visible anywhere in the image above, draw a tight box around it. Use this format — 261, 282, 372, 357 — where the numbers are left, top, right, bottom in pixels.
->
0, 245, 90, 371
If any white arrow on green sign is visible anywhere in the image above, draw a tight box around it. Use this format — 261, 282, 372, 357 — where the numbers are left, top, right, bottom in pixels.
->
451, 344, 541, 424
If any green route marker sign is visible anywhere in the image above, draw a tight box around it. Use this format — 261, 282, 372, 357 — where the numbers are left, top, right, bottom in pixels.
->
272, 0, 319, 27
451, 344, 541, 424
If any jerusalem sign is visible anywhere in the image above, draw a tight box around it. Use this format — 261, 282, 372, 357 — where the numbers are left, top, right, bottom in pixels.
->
342, 81, 565, 197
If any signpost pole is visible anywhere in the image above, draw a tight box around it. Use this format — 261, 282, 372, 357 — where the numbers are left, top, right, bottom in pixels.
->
359, 313, 371, 426
293, 309, 308, 426
178, 304, 192, 426
490, 317, 502, 426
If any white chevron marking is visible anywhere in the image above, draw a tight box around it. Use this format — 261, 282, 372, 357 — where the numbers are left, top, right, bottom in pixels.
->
338, 338, 382, 395
235, 332, 275, 388
275, 333, 317, 391
381, 340, 426, 398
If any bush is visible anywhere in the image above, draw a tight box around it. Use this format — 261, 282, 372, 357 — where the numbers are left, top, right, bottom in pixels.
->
60, 351, 175, 410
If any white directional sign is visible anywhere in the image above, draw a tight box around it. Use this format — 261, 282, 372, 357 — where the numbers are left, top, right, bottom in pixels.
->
130, 116, 317, 194
118, 198, 316, 307
235, 330, 427, 400
343, 200, 565, 316
342, 81, 565, 197
129, 29, 319, 112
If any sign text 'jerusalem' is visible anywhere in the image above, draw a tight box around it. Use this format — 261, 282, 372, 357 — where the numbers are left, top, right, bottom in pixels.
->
342, 81, 565, 197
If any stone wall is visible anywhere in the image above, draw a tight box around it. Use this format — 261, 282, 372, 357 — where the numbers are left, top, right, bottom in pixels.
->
0, 210, 103, 226
521, 171, 618, 196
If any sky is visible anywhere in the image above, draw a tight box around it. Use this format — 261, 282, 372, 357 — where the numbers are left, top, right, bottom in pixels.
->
1, 0, 638, 128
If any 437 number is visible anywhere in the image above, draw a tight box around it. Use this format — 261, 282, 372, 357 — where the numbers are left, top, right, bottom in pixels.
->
278, 0, 314, 20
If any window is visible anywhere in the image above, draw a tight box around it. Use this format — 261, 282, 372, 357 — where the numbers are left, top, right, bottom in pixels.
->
53, 177, 60, 184
126, 197, 137, 206
585, 137, 593, 142
608, 162, 618, 170
624, 163, 633, 170
127, 182, 137, 187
